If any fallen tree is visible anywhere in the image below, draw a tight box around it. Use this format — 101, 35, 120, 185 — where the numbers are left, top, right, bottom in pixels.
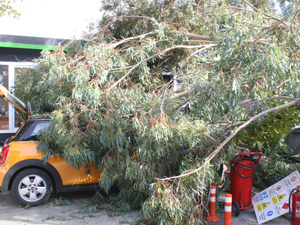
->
15, 0, 300, 223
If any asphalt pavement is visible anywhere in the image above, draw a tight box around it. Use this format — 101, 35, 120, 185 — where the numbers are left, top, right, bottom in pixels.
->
214, 208, 290, 225
210, 192, 290, 225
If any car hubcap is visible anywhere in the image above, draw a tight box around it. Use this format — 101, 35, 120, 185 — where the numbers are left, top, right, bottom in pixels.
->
18, 174, 47, 202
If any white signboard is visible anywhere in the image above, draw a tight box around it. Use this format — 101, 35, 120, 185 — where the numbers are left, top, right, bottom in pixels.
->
252, 170, 300, 224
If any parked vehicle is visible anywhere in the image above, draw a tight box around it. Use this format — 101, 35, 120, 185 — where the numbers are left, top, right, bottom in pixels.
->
0, 86, 103, 206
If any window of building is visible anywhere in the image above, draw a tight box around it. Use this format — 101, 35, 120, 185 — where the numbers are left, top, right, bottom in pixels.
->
0, 62, 35, 133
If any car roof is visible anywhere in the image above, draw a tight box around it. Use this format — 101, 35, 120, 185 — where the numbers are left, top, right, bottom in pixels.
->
28, 115, 50, 121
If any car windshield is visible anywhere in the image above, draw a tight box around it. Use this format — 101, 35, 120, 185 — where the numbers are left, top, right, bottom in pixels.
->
13, 120, 50, 141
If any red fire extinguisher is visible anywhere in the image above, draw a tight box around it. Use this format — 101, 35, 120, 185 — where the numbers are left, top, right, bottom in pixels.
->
230, 151, 263, 216
289, 185, 300, 225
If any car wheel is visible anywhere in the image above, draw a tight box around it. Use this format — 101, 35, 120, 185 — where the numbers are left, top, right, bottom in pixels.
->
12, 168, 53, 206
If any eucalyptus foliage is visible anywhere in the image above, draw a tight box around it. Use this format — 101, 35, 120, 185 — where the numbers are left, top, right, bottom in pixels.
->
0, 0, 20, 18
15, 0, 300, 224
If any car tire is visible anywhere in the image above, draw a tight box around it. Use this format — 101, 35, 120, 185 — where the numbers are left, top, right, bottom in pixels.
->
12, 168, 53, 206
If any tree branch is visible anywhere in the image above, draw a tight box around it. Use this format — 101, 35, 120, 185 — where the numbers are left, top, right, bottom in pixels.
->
117, 15, 159, 25
108, 32, 157, 49
241, 0, 289, 25
242, 96, 297, 108
107, 44, 216, 91
253, 8, 300, 43
156, 98, 300, 181
186, 33, 210, 41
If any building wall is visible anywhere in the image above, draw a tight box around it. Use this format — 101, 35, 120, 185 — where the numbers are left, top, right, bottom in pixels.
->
0, 47, 41, 62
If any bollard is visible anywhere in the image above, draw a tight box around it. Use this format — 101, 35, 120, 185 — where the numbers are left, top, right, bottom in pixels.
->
205, 185, 220, 222
224, 193, 232, 225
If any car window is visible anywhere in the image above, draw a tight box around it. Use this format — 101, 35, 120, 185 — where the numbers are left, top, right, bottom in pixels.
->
13, 120, 50, 141
31, 123, 49, 137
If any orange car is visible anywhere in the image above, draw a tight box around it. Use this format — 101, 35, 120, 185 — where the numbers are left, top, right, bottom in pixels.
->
0, 86, 103, 206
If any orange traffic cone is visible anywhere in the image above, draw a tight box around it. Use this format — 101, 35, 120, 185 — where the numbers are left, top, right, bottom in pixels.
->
224, 193, 232, 225
205, 185, 220, 222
